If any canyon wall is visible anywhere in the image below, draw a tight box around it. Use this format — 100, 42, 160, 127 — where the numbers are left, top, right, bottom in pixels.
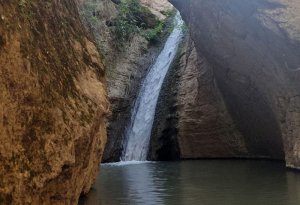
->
176, 38, 248, 159
78, 0, 174, 162
169, 0, 300, 168
150, 36, 248, 160
0, 0, 108, 204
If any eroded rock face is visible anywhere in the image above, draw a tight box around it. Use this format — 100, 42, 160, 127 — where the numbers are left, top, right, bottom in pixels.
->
78, 0, 175, 162
170, 0, 300, 167
176, 38, 248, 158
104, 34, 161, 162
104, 0, 175, 162
150, 36, 248, 160
140, 0, 173, 20
0, 0, 108, 204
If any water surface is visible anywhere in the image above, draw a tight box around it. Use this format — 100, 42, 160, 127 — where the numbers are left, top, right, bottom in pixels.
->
79, 160, 300, 205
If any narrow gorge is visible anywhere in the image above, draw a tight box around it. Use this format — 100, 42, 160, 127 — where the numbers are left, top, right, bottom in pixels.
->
122, 13, 183, 161
1, 0, 300, 204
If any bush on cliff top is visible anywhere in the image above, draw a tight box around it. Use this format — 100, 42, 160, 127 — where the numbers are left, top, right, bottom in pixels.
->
114, 0, 161, 47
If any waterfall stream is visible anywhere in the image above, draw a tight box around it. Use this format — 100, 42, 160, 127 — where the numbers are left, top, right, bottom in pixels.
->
122, 13, 184, 161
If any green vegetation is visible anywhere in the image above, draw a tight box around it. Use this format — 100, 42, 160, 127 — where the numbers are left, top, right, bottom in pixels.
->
18, 0, 28, 7
161, 9, 174, 17
114, 0, 166, 47
81, 2, 101, 30
18, 0, 36, 23
142, 20, 165, 43
114, 0, 151, 42
89, 15, 99, 26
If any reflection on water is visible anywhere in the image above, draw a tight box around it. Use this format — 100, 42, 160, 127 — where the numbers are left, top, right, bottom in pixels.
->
79, 160, 300, 205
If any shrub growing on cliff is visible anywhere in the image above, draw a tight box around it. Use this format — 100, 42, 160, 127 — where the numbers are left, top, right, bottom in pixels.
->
161, 9, 174, 17
114, 1, 139, 43
142, 20, 165, 44
114, 0, 157, 47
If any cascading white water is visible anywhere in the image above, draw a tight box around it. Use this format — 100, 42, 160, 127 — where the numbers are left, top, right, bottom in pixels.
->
122, 12, 184, 161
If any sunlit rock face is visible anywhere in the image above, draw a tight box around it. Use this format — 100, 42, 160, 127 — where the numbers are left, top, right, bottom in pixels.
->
140, 0, 173, 20
0, 0, 108, 204
170, 0, 300, 167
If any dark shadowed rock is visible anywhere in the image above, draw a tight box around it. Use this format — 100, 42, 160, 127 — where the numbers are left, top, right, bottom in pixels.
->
170, 0, 300, 168
111, 0, 121, 5
150, 35, 248, 160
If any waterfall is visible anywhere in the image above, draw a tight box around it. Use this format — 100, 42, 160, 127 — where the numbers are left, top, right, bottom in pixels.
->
122, 12, 184, 161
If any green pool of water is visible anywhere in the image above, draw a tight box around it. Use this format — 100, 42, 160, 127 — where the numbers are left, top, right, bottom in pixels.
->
79, 160, 300, 205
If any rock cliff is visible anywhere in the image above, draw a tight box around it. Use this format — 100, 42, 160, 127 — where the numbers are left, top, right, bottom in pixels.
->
0, 0, 108, 204
169, 0, 300, 168
150, 36, 248, 160
78, 0, 174, 162
176, 38, 248, 159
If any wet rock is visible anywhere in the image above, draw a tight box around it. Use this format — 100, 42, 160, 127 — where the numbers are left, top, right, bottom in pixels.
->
150, 36, 247, 160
